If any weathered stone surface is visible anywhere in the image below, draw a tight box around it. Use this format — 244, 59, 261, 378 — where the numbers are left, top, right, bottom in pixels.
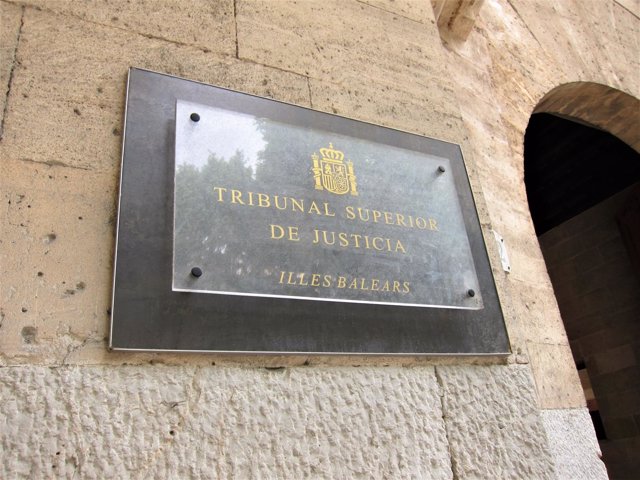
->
615, 0, 640, 17
437, 364, 556, 479
437, 0, 640, 412
308, 77, 465, 143
507, 278, 568, 346
237, 0, 444, 88
0, 157, 115, 365
540, 408, 608, 480
527, 342, 586, 409
0, 7, 309, 365
0, 1, 22, 132
432, 0, 486, 44
1, 7, 309, 173
0, 0, 637, 476
360, 0, 433, 23
509, 0, 640, 97
6, 0, 236, 56
0, 365, 453, 479
534, 82, 640, 153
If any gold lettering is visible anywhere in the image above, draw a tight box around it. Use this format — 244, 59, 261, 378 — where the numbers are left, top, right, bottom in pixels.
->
415, 217, 427, 229
247, 191, 255, 206
308, 201, 322, 215
213, 186, 226, 202
372, 210, 382, 223
291, 198, 304, 212
270, 224, 285, 240
338, 232, 349, 247
429, 218, 438, 231
395, 240, 407, 254
396, 213, 407, 227
231, 189, 244, 205
322, 230, 335, 245
372, 237, 384, 250
288, 226, 300, 242
312, 229, 320, 244
274, 195, 287, 210
345, 206, 356, 220
274, 271, 411, 296
257, 193, 270, 208
384, 211, 393, 224
351, 234, 362, 248
270, 224, 299, 242
323, 202, 336, 217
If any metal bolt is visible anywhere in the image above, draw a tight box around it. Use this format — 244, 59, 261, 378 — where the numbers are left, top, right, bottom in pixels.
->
438, 165, 446, 173
191, 267, 203, 278
190, 113, 200, 122
467, 289, 475, 297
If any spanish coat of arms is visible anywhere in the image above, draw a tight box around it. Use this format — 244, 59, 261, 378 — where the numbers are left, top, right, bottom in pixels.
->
311, 143, 358, 196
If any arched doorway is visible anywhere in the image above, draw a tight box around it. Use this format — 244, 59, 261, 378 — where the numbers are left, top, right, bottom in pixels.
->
525, 83, 640, 479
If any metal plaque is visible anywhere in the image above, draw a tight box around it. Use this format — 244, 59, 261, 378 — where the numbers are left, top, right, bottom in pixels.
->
110, 68, 510, 355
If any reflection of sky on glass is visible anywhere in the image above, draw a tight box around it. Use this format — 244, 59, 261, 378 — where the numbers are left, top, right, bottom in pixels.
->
176, 101, 266, 172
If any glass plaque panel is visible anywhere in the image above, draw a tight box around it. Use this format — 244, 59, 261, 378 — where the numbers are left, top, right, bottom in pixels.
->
173, 100, 482, 309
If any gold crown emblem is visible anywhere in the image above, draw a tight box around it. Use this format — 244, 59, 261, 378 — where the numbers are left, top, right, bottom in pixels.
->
318, 143, 344, 162
311, 143, 358, 196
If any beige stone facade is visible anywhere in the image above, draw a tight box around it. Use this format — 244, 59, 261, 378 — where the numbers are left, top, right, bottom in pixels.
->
1, 0, 638, 478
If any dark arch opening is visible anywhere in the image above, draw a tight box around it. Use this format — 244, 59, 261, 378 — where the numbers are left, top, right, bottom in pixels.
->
525, 111, 640, 479
526, 113, 640, 235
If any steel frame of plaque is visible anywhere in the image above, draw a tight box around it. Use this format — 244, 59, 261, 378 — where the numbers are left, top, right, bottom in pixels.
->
110, 68, 510, 355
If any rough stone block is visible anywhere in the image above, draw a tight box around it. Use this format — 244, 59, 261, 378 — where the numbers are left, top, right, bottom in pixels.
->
437, 364, 555, 479
540, 408, 608, 480
0, 365, 454, 479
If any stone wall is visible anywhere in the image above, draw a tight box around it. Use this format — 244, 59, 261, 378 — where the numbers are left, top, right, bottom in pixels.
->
540, 184, 640, 478
2, 0, 637, 477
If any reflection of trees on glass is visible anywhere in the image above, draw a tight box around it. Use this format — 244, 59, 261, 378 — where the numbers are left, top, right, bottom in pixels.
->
175, 115, 447, 298
175, 151, 260, 289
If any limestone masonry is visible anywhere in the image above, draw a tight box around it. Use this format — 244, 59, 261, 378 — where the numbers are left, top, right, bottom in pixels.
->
2, 0, 637, 478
